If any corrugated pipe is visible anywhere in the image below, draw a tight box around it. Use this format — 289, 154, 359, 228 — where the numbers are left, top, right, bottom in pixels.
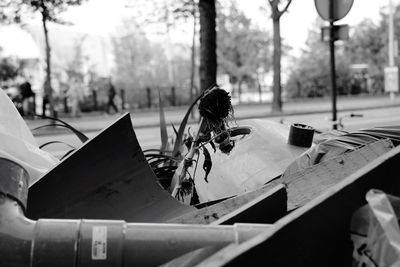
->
0, 158, 269, 266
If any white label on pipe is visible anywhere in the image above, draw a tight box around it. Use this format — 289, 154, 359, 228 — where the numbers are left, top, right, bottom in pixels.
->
92, 226, 107, 260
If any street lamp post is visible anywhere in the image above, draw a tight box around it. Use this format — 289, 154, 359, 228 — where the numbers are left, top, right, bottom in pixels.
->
329, 0, 338, 129
389, 0, 395, 68
384, 0, 399, 99
389, 0, 396, 100
315, 0, 353, 129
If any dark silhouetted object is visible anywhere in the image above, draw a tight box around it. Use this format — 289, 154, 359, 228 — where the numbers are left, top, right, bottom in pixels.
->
288, 123, 315, 148
92, 89, 98, 111
146, 87, 152, 108
62, 87, 69, 114
42, 94, 49, 117
20, 80, 35, 118
106, 81, 118, 114
120, 88, 125, 111
170, 86, 176, 106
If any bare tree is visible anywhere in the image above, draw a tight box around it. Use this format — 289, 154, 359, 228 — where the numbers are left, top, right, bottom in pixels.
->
0, 0, 86, 117
29, 0, 85, 117
268, 0, 292, 112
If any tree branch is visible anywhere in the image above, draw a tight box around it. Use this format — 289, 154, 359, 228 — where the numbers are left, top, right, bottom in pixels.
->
278, 0, 292, 17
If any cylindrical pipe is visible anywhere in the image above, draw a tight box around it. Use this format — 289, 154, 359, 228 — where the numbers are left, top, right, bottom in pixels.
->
0, 158, 29, 210
0, 194, 34, 266
0, 158, 270, 266
0, 158, 33, 266
0, 202, 268, 267
123, 223, 236, 266
123, 223, 270, 266
77, 220, 125, 267
33, 219, 80, 267
288, 123, 314, 147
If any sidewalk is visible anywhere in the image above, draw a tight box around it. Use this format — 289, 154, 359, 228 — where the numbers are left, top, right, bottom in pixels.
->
25, 94, 400, 136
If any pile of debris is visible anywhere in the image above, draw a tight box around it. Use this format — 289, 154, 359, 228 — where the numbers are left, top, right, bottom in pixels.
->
1, 87, 400, 266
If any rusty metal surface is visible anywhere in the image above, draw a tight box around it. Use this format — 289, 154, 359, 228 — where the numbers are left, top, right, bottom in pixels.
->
194, 119, 308, 202
27, 113, 194, 222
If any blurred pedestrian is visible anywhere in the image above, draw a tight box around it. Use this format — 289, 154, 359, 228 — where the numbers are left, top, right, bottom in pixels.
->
60, 84, 69, 114
106, 80, 118, 114
42, 93, 49, 117
19, 78, 35, 118
120, 88, 125, 111
67, 77, 84, 118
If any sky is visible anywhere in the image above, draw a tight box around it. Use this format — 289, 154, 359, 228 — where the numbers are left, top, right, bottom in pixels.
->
58, 0, 398, 57
239, 0, 393, 55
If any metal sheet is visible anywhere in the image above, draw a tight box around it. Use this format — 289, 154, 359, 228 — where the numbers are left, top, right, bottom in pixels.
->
194, 119, 307, 202
27, 113, 194, 222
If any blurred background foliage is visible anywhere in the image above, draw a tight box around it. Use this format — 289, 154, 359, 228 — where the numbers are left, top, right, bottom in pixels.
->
0, 0, 399, 114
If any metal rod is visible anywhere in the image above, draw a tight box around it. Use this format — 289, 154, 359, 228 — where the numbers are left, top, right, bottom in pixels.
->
329, 0, 337, 129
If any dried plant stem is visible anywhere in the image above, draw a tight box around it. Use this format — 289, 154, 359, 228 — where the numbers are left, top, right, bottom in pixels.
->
171, 117, 204, 198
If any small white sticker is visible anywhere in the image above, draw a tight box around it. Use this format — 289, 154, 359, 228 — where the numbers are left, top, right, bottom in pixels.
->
92, 226, 107, 260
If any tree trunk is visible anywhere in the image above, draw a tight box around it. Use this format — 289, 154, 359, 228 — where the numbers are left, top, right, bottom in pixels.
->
272, 17, 282, 112
198, 0, 217, 92
269, 0, 292, 112
41, 11, 55, 117
190, 0, 197, 118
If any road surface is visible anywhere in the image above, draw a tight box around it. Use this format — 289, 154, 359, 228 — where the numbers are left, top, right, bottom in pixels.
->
34, 106, 400, 159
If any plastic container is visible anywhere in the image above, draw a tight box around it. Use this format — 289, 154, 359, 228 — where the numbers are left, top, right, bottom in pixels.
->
288, 123, 315, 147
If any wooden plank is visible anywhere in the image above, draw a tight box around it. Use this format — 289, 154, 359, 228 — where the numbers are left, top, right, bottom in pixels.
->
168, 183, 285, 225
27, 113, 194, 222
211, 184, 286, 225
197, 142, 400, 266
283, 139, 393, 210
